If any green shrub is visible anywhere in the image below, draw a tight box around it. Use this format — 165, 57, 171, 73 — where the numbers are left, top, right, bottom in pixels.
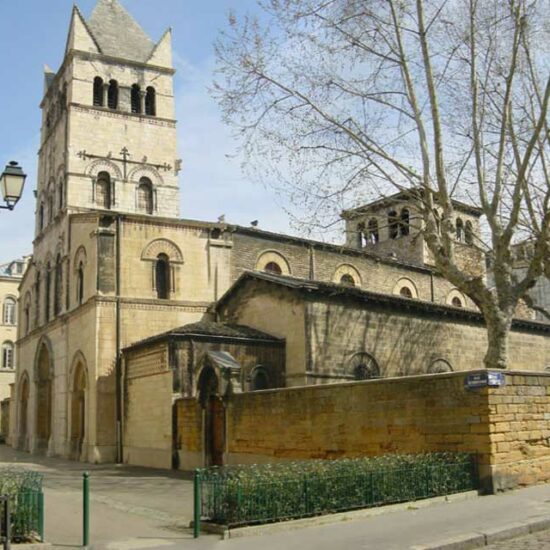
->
199, 453, 477, 526
0, 468, 43, 541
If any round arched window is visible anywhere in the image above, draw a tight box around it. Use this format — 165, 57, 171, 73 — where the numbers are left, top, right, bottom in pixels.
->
348, 352, 380, 380
264, 262, 282, 275
400, 286, 413, 298
452, 296, 463, 308
340, 274, 355, 286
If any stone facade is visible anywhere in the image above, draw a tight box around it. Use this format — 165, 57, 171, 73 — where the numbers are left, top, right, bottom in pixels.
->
12, 0, 549, 469
217, 272, 550, 386
0, 258, 28, 439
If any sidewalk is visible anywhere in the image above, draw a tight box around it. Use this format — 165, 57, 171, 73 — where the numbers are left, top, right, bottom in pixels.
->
2, 444, 550, 549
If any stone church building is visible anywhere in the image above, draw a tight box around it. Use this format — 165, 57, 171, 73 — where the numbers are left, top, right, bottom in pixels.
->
11, 0, 550, 465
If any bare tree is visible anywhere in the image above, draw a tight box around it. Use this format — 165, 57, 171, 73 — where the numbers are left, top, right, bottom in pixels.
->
214, 0, 550, 370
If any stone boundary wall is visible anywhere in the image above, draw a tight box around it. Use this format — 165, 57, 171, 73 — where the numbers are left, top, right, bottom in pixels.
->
176, 370, 550, 492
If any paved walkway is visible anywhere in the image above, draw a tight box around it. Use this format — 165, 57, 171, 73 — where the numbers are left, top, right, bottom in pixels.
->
2, 445, 550, 549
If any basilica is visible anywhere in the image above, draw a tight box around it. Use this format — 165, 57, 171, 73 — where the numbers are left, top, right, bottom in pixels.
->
10, 0, 550, 467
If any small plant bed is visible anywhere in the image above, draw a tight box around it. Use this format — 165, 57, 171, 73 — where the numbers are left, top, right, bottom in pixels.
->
196, 452, 477, 528
0, 468, 44, 543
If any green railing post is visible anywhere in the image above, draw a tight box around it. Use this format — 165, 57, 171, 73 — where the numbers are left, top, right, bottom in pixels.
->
38, 492, 44, 543
82, 472, 89, 548
193, 470, 201, 539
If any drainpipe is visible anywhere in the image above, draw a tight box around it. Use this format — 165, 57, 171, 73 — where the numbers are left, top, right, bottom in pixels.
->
115, 215, 122, 463
430, 271, 435, 302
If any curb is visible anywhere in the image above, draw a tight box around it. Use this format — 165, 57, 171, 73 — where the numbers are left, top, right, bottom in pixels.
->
196, 490, 480, 540
410, 515, 550, 549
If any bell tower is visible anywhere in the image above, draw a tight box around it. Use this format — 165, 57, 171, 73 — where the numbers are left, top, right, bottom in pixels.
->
36, 0, 180, 237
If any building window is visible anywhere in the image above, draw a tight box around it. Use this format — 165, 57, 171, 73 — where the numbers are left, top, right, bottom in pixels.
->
48, 195, 54, 222
39, 203, 45, 232
58, 179, 64, 210
428, 359, 453, 374
3, 298, 16, 325
2, 342, 14, 370
145, 86, 156, 116
399, 286, 413, 298
250, 366, 270, 391
131, 84, 141, 114
93, 77, 104, 107
155, 254, 170, 299
45, 263, 51, 322
35, 272, 41, 326
388, 210, 399, 239
24, 302, 30, 335
137, 178, 153, 214
451, 296, 463, 308
96, 172, 111, 209
108, 80, 118, 110
54, 254, 63, 316
264, 262, 282, 275
348, 352, 380, 380
367, 218, 379, 244
340, 274, 355, 286
400, 208, 410, 236
77, 262, 84, 306
465, 221, 474, 245
456, 218, 464, 242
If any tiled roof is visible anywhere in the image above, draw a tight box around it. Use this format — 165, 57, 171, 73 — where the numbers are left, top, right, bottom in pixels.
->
87, 0, 154, 63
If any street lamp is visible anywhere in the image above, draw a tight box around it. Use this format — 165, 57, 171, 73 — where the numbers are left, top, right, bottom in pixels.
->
0, 161, 26, 210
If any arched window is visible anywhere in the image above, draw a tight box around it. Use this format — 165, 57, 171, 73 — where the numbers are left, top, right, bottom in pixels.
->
93, 77, 104, 107
39, 203, 45, 232
388, 210, 399, 239
48, 195, 54, 222
107, 80, 118, 110
54, 254, 63, 316
399, 286, 413, 298
250, 366, 270, 391
145, 86, 156, 116
356, 222, 365, 248
264, 262, 282, 275
131, 84, 141, 114
58, 179, 64, 210
45, 263, 51, 322
465, 221, 474, 245
348, 352, 380, 380
2, 342, 14, 370
77, 262, 84, 305
340, 274, 355, 286
428, 359, 453, 374
3, 298, 16, 325
456, 218, 464, 242
155, 254, 170, 299
367, 218, 379, 244
452, 296, 463, 308
35, 272, 41, 326
137, 178, 153, 214
24, 301, 30, 335
400, 208, 410, 236
96, 172, 111, 209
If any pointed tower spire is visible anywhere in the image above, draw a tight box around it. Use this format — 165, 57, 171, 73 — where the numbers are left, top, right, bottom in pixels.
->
87, 0, 155, 63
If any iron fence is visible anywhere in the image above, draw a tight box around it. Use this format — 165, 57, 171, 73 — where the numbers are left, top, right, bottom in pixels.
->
195, 453, 477, 530
0, 470, 44, 543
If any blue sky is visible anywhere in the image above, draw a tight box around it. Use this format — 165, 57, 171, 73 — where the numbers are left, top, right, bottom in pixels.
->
0, 0, 300, 264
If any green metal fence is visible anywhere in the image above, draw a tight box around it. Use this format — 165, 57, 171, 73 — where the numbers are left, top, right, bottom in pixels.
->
194, 453, 477, 531
0, 469, 44, 542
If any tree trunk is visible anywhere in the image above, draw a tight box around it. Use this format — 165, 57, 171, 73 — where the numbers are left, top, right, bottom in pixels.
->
484, 313, 513, 370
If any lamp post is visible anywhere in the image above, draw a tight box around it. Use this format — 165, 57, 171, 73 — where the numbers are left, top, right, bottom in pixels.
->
0, 161, 26, 210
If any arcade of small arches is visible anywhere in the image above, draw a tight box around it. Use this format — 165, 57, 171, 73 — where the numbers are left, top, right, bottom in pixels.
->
37, 176, 65, 233
93, 77, 157, 117
21, 247, 87, 337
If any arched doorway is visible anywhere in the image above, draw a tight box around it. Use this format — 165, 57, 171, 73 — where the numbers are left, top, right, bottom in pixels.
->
18, 375, 29, 451
35, 343, 53, 452
70, 361, 88, 461
197, 365, 224, 467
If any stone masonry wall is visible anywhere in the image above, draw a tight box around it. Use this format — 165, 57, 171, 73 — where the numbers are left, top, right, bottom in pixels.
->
176, 371, 550, 493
